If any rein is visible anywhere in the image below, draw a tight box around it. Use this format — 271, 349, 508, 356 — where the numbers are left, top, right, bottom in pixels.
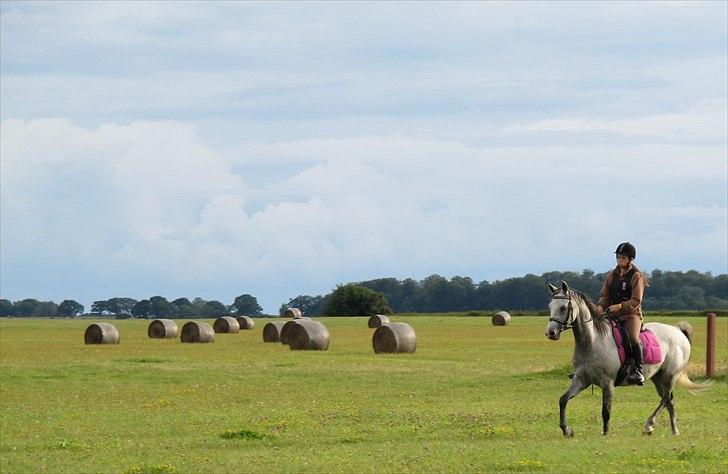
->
549, 292, 593, 331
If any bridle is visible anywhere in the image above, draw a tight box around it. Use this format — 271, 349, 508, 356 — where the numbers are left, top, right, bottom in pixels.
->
548, 291, 593, 331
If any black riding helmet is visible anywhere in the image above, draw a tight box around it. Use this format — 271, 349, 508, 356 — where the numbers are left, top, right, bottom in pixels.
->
615, 242, 636, 259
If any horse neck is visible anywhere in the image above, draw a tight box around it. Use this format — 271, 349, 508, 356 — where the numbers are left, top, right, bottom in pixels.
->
570, 298, 597, 348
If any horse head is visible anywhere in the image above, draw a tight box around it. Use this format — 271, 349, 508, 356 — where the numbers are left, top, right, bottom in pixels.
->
545, 280, 572, 340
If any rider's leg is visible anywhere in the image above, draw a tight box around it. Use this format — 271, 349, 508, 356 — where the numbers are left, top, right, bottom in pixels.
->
624, 315, 644, 385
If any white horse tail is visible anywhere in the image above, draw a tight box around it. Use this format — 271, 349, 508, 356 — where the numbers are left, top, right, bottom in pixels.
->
677, 371, 712, 392
676, 321, 693, 344
673, 321, 711, 392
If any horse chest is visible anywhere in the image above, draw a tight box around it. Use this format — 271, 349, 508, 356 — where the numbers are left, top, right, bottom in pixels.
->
572, 347, 620, 379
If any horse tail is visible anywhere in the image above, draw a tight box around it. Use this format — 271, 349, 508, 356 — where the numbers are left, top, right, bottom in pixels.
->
673, 321, 711, 392
676, 321, 693, 344
677, 370, 711, 392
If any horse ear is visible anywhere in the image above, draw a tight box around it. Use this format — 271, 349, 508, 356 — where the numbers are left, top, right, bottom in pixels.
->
547, 282, 558, 294
561, 281, 569, 293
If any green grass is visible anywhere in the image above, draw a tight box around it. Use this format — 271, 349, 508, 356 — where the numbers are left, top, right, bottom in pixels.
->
1, 316, 726, 473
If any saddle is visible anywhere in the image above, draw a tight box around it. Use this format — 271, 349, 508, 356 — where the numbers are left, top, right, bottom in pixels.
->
609, 317, 662, 385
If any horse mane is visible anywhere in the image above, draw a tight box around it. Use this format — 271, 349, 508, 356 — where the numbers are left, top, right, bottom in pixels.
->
571, 289, 610, 336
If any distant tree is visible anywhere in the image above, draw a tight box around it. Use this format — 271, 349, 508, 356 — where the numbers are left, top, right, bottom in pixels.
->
709, 274, 728, 298
358, 278, 404, 309
171, 297, 195, 317
107, 297, 138, 315
282, 295, 326, 317
448, 276, 477, 311
12, 299, 57, 317
38, 301, 59, 317
475, 280, 492, 309
324, 284, 392, 316
171, 298, 191, 307
231, 294, 262, 316
399, 278, 421, 312
177, 304, 199, 318
203, 300, 228, 317
487, 274, 548, 311
420, 274, 451, 312
91, 300, 110, 314
148, 296, 174, 318
13, 299, 42, 317
0, 299, 14, 317
55, 300, 84, 318
131, 299, 151, 318
191, 297, 206, 311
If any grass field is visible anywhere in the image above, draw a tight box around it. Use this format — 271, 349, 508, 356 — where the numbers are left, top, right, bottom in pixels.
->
1, 315, 726, 473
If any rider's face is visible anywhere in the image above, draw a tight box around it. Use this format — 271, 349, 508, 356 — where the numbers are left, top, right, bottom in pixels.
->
616, 254, 631, 268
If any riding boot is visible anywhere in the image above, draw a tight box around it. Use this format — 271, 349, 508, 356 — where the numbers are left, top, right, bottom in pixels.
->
627, 342, 645, 386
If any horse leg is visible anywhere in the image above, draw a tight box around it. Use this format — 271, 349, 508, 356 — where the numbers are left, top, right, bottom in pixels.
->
601, 382, 614, 436
559, 377, 588, 437
665, 390, 679, 435
644, 371, 669, 435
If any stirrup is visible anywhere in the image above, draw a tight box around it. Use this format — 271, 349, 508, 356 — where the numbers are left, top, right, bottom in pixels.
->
627, 371, 644, 386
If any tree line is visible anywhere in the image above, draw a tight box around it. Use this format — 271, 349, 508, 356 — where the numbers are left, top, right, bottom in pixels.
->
2, 269, 725, 318
0, 294, 263, 318
280, 269, 728, 316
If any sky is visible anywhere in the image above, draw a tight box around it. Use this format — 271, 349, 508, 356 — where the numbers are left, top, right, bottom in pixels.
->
1, 1, 726, 313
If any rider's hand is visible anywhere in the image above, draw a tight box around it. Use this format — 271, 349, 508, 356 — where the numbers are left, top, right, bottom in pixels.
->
595, 305, 604, 316
607, 304, 621, 314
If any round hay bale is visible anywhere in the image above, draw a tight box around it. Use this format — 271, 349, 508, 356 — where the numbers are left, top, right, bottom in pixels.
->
147, 319, 178, 339
372, 322, 416, 354
84, 322, 120, 344
280, 319, 301, 345
492, 311, 511, 326
278, 318, 311, 344
263, 321, 285, 342
368, 314, 390, 328
287, 320, 330, 351
180, 321, 215, 343
213, 316, 240, 333
283, 308, 303, 318
236, 316, 255, 330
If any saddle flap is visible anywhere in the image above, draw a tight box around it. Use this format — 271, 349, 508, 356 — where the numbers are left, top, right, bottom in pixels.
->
639, 330, 663, 364
609, 318, 663, 365
609, 318, 629, 365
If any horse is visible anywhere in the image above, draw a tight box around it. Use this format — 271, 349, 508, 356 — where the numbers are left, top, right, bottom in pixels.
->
544, 281, 709, 437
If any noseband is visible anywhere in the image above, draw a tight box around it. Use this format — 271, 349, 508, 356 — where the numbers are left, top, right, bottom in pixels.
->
549, 292, 593, 331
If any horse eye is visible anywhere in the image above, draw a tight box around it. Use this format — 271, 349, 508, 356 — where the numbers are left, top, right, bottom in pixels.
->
560, 306, 566, 312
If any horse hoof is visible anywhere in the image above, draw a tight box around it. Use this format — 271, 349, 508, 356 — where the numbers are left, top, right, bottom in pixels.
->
643, 427, 653, 436
564, 427, 574, 437
672, 430, 680, 436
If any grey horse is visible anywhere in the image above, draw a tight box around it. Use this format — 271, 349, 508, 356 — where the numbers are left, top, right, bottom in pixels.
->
545, 281, 709, 437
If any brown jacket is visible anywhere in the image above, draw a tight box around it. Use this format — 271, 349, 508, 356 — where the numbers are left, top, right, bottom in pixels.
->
597, 265, 648, 320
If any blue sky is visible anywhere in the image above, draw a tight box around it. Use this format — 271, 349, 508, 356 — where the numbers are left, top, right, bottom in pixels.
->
1, 1, 726, 313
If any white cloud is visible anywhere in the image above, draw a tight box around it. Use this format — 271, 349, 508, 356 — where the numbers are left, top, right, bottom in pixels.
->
1, 2, 726, 310
506, 101, 727, 138
2, 118, 726, 311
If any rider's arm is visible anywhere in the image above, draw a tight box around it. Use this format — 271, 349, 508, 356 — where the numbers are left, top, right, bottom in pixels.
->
596, 271, 612, 311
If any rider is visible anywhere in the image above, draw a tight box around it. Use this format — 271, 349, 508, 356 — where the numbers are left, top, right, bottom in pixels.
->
595, 242, 649, 385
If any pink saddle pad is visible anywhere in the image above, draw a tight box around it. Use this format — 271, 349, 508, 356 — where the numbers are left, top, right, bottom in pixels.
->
611, 319, 662, 365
